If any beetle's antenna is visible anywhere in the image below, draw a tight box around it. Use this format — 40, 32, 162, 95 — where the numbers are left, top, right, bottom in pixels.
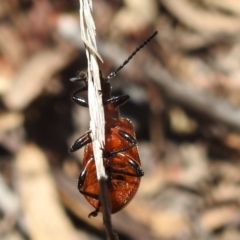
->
107, 31, 158, 79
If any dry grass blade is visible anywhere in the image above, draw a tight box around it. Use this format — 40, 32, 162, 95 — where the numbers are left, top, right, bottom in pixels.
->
79, 0, 118, 239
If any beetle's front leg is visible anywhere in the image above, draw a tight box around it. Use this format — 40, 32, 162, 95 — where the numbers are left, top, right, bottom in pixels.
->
104, 95, 129, 107
72, 85, 89, 108
71, 71, 89, 107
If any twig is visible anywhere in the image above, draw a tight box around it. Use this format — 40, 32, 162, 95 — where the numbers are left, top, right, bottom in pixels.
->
160, 0, 240, 37
204, 0, 240, 16
79, 0, 118, 239
99, 178, 119, 240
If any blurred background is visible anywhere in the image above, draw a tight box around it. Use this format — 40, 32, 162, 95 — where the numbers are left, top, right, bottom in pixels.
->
1, 0, 240, 239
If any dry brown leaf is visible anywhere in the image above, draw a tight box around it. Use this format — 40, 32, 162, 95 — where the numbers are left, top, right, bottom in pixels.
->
112, 0, 158, 34
15, 144, 79, 240
150, 209, 190, 238
160, 0, 240, 36
3, 47, 76, 110
203, 0, 240, 16
201, 206, 240, 231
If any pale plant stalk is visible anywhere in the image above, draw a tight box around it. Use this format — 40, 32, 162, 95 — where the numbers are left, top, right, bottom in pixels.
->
79, 0, 105, 180
79, 1, 119, 239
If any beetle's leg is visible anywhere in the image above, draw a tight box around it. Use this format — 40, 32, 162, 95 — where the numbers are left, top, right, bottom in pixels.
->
78, 189, 99, 199
71, 71, 89, 107
79, 180, 100, 218
107, 158, 144, 177
72, 85, 89, 108
118, 130, 137, 146
103, 130, 137, 157
88, 207, 100, 218
126, 158, 144, 176
69, 130, 92, 153
77, 159, 99, 199
78, 165, 100, 217
104, 95, 129, 107
79, 189, 99, 199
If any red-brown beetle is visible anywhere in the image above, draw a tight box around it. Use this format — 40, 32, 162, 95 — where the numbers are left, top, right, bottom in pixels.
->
70, 31, 157, 217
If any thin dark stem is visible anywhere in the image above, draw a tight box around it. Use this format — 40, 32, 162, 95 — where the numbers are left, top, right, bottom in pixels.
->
99, 178, 119, 240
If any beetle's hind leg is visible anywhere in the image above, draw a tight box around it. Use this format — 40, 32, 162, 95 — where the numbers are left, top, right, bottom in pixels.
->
88, 207, 100, 218
78, 163, 101, 217
78, 185, 100, 218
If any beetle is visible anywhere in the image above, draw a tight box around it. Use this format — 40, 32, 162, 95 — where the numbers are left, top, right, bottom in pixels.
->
69, 31, 158, 217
